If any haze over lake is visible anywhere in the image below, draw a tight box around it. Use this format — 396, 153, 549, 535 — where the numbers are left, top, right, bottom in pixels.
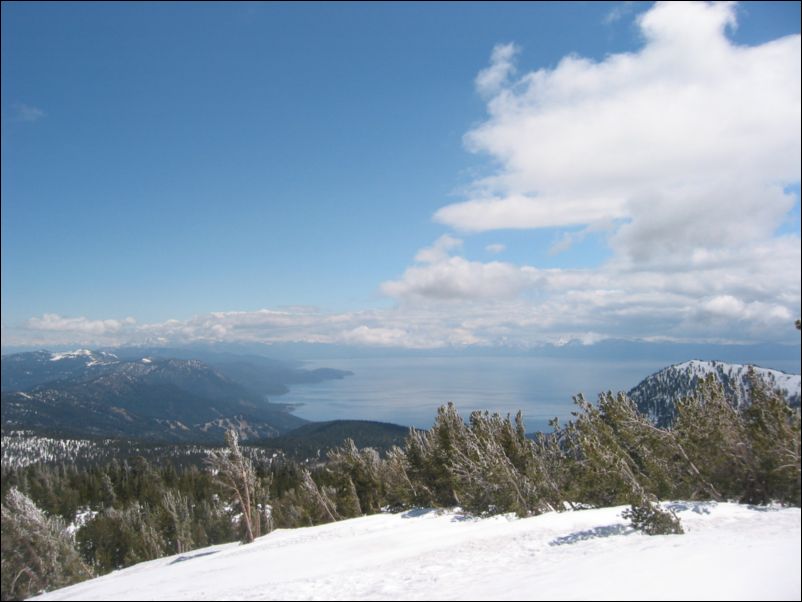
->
278, 356, 802, 431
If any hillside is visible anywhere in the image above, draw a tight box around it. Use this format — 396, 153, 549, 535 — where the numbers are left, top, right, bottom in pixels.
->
110, 347, 353, 396
0, 351, 307, 442
629, 360, 801, 426
252, 420, 411, 458
32, 502, 801, 601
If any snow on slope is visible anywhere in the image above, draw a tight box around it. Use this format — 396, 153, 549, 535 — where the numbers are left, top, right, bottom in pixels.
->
629, 360, 801, 426
49, 349, 94, 361
49, 349, 119, 367
33, 502, 800, 601
673, 360, 801, 398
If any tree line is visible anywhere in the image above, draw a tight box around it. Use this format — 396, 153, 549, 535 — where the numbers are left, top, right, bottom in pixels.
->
2, 373, 800, 600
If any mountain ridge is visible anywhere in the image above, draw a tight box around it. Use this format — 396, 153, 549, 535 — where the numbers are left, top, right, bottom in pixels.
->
1, 350, 316, 442
628, 359, 801, 427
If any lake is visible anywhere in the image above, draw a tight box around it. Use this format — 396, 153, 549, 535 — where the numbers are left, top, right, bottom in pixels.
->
277, 356, 802, 431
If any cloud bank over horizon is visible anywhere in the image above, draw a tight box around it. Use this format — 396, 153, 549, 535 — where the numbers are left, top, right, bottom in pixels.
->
4, 2, 800, 351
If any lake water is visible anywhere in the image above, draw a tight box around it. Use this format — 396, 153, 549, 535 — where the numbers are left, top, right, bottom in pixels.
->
277, 356, 801, 431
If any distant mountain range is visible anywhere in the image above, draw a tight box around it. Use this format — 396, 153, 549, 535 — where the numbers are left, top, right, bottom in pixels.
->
0, 349, 351, 442
628, 360, 801, 427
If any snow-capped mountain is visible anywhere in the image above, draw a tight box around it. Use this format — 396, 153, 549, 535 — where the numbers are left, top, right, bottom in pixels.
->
49, 349, 119, 365
1, 350, 120, 391
629, 360, 801, 426
31, 503, 801, 601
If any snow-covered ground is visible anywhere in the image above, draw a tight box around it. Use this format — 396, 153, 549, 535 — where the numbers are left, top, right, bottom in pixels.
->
33, 502, 801, 601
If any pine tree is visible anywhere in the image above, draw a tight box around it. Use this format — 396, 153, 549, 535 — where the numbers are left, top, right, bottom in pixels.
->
327, 439, 383, 515
299, 469, 340, 524
564, 392, 651, 507
205, 429, 260, 543
563, 391, 683, 537
160, 490, 194, 554
403, 402, 467, 507
380, 445, 418, 511
673, 375, 750, 500
741, 370, 802, 505
1, 488, 91, 600
449, 411, 549, 517
622, 500, 684, 535
77, 503, 165, 572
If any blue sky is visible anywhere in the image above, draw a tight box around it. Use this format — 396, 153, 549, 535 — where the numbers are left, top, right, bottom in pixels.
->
2, 1, 800, 350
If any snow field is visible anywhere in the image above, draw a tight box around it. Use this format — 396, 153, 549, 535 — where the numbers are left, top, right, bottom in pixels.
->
33, 502, 801, 601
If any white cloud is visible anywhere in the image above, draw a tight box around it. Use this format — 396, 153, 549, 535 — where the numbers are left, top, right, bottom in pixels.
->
434, 1, 800, 267
485, 243, 506, 254
374, 225, 800, 344
383, 236, 541, 301
27, 314, 135, 335
611, 183, 796, 263
341, 326, 410, 347
697, 295, 792, 325
381, 256, 540, 301
414, 234, 463, 263
475, 43, 519, 98
4, 314, 139, 348
435, 194, 626, 232
382, 238, 541, 301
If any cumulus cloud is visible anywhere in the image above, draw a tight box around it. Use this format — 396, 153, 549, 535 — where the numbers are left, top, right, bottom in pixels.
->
381, 255, 540, 301
384, 1, 802, 347
382, 236, 543, 301
699, 295, 792, 324
372, 223, 799, 345
414, 234, 463, 263
435, 1, 800, 266
435, 194, 626, 232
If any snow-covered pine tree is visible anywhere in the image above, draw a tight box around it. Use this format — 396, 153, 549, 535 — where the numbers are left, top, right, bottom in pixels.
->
299, 469, 340, 523
380, 445, 418, 511
622, 500, 684, 535
403, 402, 468, 508
449, 411, 549, 517
1, 488, 91, 600
741, 370, 802, 505
327, 438, 383, 516
673, 375, 750, 500
160, 490, 194, 554
205, 429, 260, 543
76, 502, 165, 571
